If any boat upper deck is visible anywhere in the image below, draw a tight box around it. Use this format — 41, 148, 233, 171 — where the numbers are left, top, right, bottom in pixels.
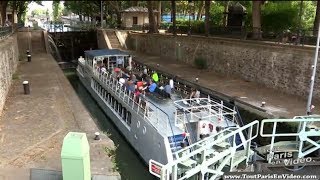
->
79, 49, 241, 137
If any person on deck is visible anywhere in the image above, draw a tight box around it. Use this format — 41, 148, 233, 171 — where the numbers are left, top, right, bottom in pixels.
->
143, 79, 157, 93
117, 56, 124, 67
164, 80, 172, 94
152, 71, 159, 82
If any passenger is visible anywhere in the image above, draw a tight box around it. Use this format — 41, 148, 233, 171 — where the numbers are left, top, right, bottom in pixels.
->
164, 80, 172, 94
117, 56, 124, 67
101, 64, 106, 73
152, 71, 159, 82
143, 79, 157, 93
127, 80, 136, 92
189, 88, 200, 99
119, 77, 126, 87
136, 81, 144, 89
158, 82, 164, 90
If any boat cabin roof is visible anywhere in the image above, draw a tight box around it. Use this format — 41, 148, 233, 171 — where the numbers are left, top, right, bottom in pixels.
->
85, 49, 129, 59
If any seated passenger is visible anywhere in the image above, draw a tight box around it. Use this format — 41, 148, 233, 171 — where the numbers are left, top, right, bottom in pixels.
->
127, 80, 135, 92
164, 80, 172, 94
189, 88, 200, 99
144, 79, 157, 93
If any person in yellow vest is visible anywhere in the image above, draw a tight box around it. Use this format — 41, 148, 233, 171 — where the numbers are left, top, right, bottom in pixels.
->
152, 71, 159, 82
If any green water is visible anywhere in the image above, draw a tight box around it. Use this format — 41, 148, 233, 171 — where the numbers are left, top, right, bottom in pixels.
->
64, 69, 156, 180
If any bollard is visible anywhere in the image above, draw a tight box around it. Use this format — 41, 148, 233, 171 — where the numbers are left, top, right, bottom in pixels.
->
23, 81, 30, 94
27, 54, 31, 62
94, 132, 100, 140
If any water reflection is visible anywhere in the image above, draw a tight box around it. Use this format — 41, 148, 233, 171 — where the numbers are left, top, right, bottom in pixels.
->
64, 70, 156, 180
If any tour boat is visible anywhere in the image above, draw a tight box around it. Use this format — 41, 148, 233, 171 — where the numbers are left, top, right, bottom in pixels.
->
76, 49, 320, 180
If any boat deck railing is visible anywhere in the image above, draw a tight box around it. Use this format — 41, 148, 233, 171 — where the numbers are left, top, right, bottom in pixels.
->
174, 98, 237, 124
90, 66, 176, 136
260, 116, 320, 162
149, 120, 259, 180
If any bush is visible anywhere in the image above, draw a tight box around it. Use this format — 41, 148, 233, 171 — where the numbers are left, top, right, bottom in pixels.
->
194, 57, 208, 69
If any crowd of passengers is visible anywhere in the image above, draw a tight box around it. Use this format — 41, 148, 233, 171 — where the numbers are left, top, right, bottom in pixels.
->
95, 59, 177, 99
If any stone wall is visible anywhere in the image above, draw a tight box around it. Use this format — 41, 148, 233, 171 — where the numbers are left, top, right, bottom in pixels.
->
0, 35, 19, 115
126, 33, 317, 99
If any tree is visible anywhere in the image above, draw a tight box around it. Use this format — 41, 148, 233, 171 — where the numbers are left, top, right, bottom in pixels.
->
222, 1, 229, 27
204, 0, 210, 37
252, 1, 262, 39
314, 1, 320, 36
9, 1, 18, 24
157, 1, 161, 27
0, 1, 8, 26
196, 1, 204, 20
171, 0, 176, 35
52, 0, 63, 22
147, 1, 158, 33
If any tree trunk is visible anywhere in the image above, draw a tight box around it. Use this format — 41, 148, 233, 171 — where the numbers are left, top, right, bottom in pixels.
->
204, 0, 210, 37
79, 14, 82, 21
196, 1, 204, 20
252, 1, 262, 39
0, 1, 8, 26
157, 1, 161, 27
313, 1, 320, 36
147, 1, 157, 33
116, 11, 121, 28
171, 0, 176, 35
223, 1, 229, 27
12, 2, 16, 24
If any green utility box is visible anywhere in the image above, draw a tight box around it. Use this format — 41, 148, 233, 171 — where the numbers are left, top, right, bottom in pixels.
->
61, 132, 91, 180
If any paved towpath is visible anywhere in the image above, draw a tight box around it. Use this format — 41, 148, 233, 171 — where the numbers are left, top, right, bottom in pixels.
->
0, 51, 119, 179
127, 50, 320, 122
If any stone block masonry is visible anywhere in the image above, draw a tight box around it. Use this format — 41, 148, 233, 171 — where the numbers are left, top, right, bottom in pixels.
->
126, 33, 318, 100
0, 35, 19, 116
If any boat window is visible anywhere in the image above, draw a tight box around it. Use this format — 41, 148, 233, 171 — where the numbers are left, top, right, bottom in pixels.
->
111, 96, 114, 106
127, 112, 131, 125
103, 89, 107, 99
122, 108, 127, 120
118, 103, 122, 114
114, 100, 118, 110
107, 93, 111, 104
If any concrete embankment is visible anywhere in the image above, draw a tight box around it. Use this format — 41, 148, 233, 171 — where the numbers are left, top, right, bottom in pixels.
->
97, 29, 320, 120
0, 30, 120, 179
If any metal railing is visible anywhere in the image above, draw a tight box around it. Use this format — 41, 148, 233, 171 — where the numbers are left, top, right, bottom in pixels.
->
260, 116, 320, 162
150, 120, 259, 180
89, 64, 175, 136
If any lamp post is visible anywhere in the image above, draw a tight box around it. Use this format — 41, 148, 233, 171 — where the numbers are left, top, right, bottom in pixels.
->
306, 21, 320, 115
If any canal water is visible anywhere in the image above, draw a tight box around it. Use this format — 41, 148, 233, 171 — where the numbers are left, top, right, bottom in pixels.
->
64, 69, 156, 180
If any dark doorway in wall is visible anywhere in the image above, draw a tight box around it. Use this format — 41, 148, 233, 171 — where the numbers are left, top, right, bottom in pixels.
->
133, 17, 138, 25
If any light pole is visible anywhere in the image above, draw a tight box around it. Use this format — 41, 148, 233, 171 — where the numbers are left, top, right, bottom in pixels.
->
306, 21, 320, 115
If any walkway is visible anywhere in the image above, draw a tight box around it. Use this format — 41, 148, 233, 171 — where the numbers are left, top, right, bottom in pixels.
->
127, 51, 320, 121
0, 40, 119, 179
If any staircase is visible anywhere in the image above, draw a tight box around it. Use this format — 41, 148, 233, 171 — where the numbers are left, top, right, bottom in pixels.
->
106, 31, 122, 49
168, 134, 186, 154
31, 31, 46, 53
